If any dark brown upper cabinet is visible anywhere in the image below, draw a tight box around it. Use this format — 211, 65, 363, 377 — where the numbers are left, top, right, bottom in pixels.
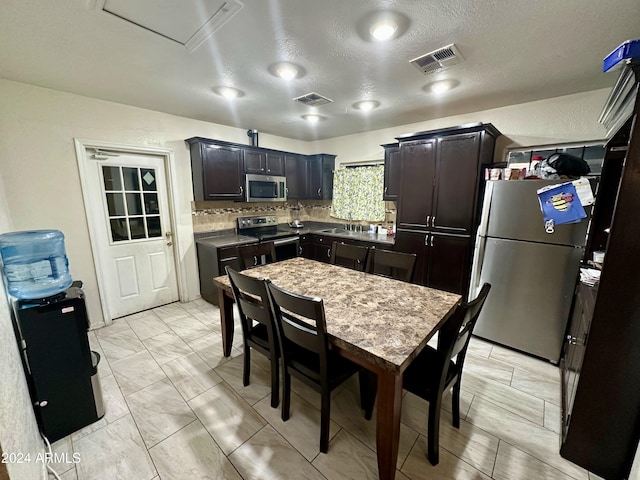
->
244, 149, 285, 176
186, 137, 336, 202
286, 154, 335, 200
187, 138, 244, 201
382, 143, 401, 201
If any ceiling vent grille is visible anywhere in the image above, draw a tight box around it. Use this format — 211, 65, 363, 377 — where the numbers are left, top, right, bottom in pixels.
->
293, 92, 333, 106
410, 44, 463, 75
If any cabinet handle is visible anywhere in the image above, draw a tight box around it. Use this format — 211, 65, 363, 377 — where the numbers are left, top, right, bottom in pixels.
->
426, 215, 430, 226
286, 187, 289, 194
424, 234, 429, 246
298, 246, 302, 256
430, 236, 434, 247
253, 255, 258, 266
384, 187, 388, 195
317, 188, 321, 197
267, 169, 270, 173
327, 249, 331, 258
240, 186, 244, 195
432, 216, 436, 227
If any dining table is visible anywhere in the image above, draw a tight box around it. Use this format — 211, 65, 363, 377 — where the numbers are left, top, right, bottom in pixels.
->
212, 257, 461, 480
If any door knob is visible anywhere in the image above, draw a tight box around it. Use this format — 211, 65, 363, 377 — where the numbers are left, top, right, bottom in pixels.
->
165, 231, 173, 239
166, 241, 173, 247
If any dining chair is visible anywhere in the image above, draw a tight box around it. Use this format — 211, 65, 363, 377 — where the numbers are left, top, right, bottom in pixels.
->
225, 267, 280, 408
402, 283, 491, 466
238, 241, 277, 270
329, 241, 369, 272
266, 282, 376, 453
365, 247, 417, 282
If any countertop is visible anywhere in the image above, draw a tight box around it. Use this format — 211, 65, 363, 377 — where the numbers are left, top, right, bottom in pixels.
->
286, 222, 395, 245
195, 221, 395, 248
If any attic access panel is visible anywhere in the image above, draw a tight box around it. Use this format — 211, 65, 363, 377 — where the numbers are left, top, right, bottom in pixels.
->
96, 0, 242, 52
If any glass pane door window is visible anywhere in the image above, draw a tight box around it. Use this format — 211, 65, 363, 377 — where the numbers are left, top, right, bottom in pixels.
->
102, 166, 162, 242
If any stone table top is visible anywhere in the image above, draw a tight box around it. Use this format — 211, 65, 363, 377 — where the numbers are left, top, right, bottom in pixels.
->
214, 257, 461, 373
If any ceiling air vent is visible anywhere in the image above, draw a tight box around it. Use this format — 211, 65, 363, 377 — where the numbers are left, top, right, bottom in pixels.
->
293, 92, 333, 107
410, 43, 463, 75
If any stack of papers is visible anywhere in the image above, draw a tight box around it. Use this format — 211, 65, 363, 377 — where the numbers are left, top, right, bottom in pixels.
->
580, 268, 601, 287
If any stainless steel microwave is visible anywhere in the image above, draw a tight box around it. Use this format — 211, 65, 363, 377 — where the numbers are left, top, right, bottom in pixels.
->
245, 174, 287, 202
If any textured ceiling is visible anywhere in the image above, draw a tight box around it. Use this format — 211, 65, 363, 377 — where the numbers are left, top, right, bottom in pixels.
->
0, 0, 638, 141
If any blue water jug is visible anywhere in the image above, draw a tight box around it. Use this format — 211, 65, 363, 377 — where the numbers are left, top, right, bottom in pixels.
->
0, 230, 73, 299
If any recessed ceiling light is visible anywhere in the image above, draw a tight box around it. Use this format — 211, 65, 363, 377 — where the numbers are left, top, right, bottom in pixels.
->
356, 10, 409, 43
276, 64, 298, 80
353, 100, 380, 112
302, 114, 324, 123
427, 80, 457, 95
213, 86, 244, 99
370, 20, 397, 41
269, 62, 305, 80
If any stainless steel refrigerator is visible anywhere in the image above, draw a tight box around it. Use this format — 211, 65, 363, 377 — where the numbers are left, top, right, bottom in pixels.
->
469, 180, 589, 363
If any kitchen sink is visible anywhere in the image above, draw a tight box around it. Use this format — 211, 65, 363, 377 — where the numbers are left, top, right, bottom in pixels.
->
319, 228, 344, 233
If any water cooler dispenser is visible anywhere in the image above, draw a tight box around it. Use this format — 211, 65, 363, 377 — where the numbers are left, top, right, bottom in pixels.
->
0, 230, 105, 442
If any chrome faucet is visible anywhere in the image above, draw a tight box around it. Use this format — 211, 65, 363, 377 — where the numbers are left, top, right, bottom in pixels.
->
346, 213, 352, 231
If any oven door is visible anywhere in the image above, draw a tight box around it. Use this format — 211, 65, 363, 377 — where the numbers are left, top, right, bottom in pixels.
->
246, 175, 287, 202
271, 236, 299, 260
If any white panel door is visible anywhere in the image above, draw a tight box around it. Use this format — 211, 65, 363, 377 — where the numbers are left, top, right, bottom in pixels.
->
87, 152, 179, 319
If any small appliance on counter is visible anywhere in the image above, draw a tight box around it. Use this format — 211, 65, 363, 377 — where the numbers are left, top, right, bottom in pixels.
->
288, 219, 304, 228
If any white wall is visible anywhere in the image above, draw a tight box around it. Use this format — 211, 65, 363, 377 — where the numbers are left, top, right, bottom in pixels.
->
310, 89, 610, 166
0, 78, 309, 326
0, 171, 43, 480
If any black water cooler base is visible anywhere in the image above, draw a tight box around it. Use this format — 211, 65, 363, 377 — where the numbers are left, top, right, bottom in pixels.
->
11, 285, 104, 442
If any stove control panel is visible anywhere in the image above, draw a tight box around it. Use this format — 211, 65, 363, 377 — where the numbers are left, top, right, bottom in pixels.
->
237, 215, 278, 230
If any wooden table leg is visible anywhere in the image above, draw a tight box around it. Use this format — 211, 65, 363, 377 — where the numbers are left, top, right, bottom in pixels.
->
376, 370, 402, 480
218, 287, 234, 357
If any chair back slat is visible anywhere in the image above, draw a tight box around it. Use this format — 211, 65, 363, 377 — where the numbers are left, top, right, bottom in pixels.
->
267, 282, 328, 356
238, 242, 277, 270
445, 283, 492, 362
365, 247, 416, 282
279, 312, 321, 353
329, 242, 369, 271
226, 267, 274, 331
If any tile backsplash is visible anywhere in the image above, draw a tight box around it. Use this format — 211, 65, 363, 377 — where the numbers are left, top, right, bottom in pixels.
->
192, 200, 396, 233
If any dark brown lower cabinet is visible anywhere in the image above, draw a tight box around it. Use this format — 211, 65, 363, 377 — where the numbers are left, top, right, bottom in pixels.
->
561, 281, 597, 442
299, 233, 388, 265
195, 241, 243, 305
394, 229, 471, 295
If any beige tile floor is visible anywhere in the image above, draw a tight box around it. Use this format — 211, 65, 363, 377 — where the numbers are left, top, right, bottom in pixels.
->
48, 299, 605, 480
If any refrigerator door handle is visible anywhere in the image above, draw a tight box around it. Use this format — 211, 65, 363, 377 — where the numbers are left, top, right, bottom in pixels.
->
477, 181, 495, 237
469, 234, 486, 300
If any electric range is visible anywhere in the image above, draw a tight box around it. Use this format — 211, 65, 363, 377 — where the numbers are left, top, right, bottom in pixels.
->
237, 215, 300, 258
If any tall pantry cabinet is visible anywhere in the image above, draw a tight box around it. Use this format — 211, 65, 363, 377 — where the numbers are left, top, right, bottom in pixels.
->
394, 123, 500, 295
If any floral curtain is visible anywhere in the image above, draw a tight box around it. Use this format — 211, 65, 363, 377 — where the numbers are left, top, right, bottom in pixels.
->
330, 165, 385, 222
